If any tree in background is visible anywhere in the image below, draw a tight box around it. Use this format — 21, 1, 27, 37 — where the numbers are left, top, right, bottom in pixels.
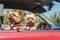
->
3, 14, 10, 25
50, 12, 60, 26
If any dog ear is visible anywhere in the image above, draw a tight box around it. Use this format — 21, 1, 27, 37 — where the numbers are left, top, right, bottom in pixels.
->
34, 13, 38, 16
6, 11, 10, 17
23, 13, 27, 16
17, 10, 24, 15
7, 11, 9, 13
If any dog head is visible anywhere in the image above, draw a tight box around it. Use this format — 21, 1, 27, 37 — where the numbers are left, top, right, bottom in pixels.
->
24, 13, 38, 27
6, 10, 24, 23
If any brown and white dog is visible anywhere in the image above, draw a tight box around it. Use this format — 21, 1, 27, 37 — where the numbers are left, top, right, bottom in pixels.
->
23, 13, 38, 30
6, 10, 24, 32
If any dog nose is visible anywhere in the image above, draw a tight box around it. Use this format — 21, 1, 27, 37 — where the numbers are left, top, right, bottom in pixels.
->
30, 21, 32, 23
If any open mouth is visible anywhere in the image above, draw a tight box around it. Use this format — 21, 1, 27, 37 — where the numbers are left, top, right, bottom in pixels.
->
27, 23, 34, 27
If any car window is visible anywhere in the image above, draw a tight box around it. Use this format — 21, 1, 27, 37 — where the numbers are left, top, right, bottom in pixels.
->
43, 1, 60, 26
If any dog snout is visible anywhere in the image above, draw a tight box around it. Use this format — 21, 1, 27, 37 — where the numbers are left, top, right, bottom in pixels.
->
29, 21, 32, 23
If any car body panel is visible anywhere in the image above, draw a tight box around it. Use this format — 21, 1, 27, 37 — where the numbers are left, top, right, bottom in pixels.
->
0, 32, 60, 40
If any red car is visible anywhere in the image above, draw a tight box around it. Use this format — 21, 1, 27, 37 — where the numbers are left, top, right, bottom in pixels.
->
0, 0, 60, 40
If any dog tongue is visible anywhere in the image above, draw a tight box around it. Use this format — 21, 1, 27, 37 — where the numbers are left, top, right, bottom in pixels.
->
27, 23, 34, 27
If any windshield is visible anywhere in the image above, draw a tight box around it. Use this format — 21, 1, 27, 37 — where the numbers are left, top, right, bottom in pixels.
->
42, 1, 60, 26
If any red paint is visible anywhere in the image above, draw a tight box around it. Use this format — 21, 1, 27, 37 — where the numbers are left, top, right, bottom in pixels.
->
0, 32, 60, 40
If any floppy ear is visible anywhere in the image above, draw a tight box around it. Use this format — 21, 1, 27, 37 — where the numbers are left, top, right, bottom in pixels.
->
34, 13, 38, 16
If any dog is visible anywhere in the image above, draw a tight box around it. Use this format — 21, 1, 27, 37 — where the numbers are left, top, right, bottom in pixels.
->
37, 22, 51, 30
23, 13, 38, 30
6, 10, 24, 32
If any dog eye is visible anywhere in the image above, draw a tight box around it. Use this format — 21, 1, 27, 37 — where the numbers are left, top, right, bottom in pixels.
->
31, 18, 34, 20
12, 13, 16, 16
27, 18, 30, 20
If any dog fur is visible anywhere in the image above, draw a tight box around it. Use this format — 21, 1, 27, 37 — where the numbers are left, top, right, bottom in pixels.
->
23, 13, 38, 30
5, 10, 24, 31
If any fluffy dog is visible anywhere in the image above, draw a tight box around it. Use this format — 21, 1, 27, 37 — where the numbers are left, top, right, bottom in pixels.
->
6, 10, 24, 32
23, 13, 38, 30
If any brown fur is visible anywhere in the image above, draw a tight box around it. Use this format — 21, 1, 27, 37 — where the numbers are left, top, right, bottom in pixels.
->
23, 13, 38, 30
6, 10, 25, 31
